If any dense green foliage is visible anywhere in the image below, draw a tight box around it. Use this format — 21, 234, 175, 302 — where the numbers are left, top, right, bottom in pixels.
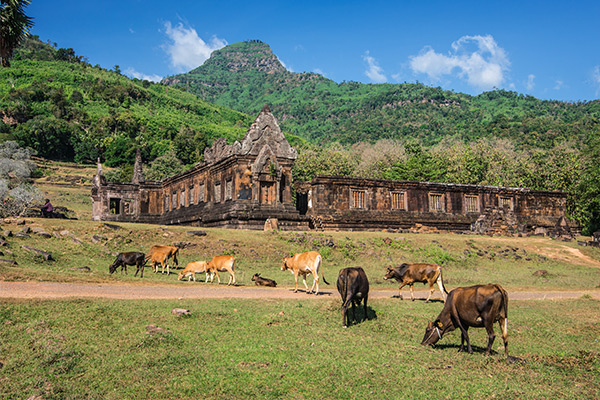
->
0, 37, 254, 168
164, 41, 600, 149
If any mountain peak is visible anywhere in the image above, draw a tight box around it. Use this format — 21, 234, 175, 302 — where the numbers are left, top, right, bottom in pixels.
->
195, 40, 287, 74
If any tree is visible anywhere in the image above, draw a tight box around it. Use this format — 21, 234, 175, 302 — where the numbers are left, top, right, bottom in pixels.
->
0, 0, 34, 67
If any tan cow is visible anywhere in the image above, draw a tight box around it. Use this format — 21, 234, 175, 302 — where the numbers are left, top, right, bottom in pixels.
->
146, 245, 179, 275
383, 263, 447, 303
178, 261, 210, 282
207, 255, 236, 285
281, 251, 329, 294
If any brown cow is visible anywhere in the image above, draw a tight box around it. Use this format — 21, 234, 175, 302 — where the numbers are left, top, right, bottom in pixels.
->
251, 273, 277, 287
207, 255, 236, 285
281, 251, 329, 294
178, 261, 210, 282
421, 284, 509, 357
146, 245, 179, 275
337, 267, 369, 328
383, 263, 447, 303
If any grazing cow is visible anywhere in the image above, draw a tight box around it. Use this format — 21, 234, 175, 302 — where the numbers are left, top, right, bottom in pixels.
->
383, 263, 447, 303
337, 267, 369, 328
251, 273, 277, 287
421, 284, 509, 357
109, 252, 146, 278
146, 245, 179, 275
207, 255, 236, 285
178, 261, 210, 282
281, 251, 329, 294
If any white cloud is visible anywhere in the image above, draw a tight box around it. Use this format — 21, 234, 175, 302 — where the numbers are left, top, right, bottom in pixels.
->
409, 35, 510, 90
124, 67, 162, 83
162, 21, 227, 71
313, 68, 326, 77
363, 51, 387, 83
554, 80, 564, 90
526, 74, 535, 91
593, 66, 600, 95
279, 58, 293, 72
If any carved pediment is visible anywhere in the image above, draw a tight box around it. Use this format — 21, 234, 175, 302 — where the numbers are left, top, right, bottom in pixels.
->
240, 105, 297, 160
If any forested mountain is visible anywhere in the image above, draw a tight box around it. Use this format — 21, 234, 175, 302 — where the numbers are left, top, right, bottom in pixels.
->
0, 36, 255, 170
163, 40, 600, 149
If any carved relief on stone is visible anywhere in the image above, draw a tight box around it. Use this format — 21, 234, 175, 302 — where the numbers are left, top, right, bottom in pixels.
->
204, 137, 242, 164
252, 145, 280, 179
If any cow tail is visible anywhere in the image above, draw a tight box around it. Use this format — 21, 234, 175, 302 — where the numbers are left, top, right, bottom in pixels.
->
318, 255, 330, 285
173, 248, 179, 266
496, 284, 509, 320
437, 266, 448, 295
340, 273, 352, 309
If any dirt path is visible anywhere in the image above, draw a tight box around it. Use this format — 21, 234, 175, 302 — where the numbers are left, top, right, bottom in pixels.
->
1, 281, 599, 301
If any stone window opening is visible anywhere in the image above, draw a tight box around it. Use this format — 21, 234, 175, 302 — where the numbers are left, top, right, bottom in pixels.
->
122, 199, 134, 215
214, 183, 222, 203
109, 198, 121, 214
429, 193, 444, 212
199, 183, 205, 202
351, 189, 366, 209
189, 185, 195, 205
499, 196, 513, 211
465, 195, 479, 213
164, 195, 169, 212
180, 189, 185, 207
225, 179, 233, 201
391, 191, 406, 210
172, 192, 177, 209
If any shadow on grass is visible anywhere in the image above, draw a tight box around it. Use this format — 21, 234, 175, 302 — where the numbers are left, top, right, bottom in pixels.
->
391, 295, 444, 303
342, 305, 378, 328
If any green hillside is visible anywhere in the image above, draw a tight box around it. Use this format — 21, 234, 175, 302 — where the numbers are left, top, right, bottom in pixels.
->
162, 40, 600, 149
0, 36, 254, 168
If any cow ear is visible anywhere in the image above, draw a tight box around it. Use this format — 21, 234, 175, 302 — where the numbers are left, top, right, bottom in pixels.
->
436, 321, 443, 328
427, 321, 433, 328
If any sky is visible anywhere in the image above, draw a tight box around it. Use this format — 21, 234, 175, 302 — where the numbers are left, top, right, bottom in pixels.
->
26, 0, 600, 102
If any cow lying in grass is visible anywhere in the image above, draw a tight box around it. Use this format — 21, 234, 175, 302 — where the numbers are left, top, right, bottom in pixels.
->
251, 273, 277, 287
146, 245, 179, 275
178, 261, 210, 282
109, 252, 146, 278
421, 284, 509, 358
384, 263, 447, 303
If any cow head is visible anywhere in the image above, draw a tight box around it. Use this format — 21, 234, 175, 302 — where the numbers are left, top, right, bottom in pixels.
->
108, 259, 119, 274
383, 266, 395, 280
251, 273, 260, 281
421, 320, 444, 346
177, 271, 185, 281
281, 257, 289, 271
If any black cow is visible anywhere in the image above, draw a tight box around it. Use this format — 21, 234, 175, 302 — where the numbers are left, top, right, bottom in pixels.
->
109, 252, 147, 277
421, 284, 509, 357
251, 273, 277, 287
337, 267, 369, 328
383, 263, 447, 303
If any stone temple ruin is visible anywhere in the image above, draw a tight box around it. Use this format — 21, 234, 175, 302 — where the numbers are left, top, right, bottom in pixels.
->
91, 106, 576, 236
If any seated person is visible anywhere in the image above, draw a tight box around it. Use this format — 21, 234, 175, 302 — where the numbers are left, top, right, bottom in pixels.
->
41, 199, 54, 217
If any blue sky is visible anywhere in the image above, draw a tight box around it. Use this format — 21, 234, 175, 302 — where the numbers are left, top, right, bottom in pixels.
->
27, 0, 600, 101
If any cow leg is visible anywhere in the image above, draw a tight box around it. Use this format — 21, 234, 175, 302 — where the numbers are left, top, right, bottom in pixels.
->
425, 282, 435, 303
215, 270, 221, 284
293, 272, 299, 292
397, 282, 408, 300
484, 321, 496, 356
498, 317, 509, 358
363, 296, 368, 321
311, 273, 319, 294
410, 284, 415, 301
302, 275, 310, 293
457, 325, 472, 353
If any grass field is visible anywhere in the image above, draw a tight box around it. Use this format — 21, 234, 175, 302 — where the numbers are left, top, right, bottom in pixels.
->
0, 297, 598, 399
